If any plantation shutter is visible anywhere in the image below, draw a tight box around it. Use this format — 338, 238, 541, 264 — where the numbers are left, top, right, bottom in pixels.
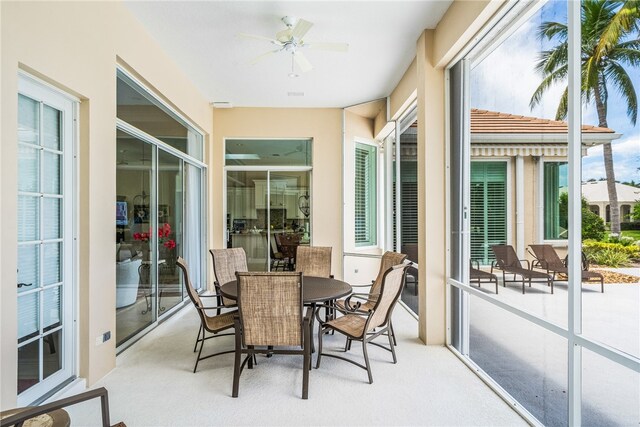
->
400, 161, 418, 245
355, 143, 377, 246
470, 162, 507, 264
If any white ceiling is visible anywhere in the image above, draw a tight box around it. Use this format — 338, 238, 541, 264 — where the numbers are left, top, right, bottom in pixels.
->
124, 1, 452, 108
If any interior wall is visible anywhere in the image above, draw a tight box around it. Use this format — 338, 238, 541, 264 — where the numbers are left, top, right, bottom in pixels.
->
342, 110, 383, 285
1, 1, 212, 407
211, 108, 343, 279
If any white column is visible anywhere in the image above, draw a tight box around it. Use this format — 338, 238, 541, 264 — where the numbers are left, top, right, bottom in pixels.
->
567, 1, 583, 424
516, 155, 525, 258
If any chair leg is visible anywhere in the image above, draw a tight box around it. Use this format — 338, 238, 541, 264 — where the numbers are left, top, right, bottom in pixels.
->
193, 325, 203, 352
550, 278, 554, 294
601, 277, 604, 293
302, 319, 310, 399
315, 325, 325, 369
193, 331, 205, 373
387, 327, 397, 364
389, 320, 397, 346
362, 339, 373, 384
232, 331, 242, 398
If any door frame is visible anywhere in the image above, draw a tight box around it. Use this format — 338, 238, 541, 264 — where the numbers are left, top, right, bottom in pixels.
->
17, 71, 79, 406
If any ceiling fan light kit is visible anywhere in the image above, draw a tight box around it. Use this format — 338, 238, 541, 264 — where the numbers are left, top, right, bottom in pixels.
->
240, 15, 349, 75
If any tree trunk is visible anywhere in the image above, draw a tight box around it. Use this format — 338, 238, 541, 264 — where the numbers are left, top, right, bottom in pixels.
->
593, 85, 620, 235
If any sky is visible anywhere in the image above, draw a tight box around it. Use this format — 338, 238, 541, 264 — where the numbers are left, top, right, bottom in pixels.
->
471, 1, 640, 184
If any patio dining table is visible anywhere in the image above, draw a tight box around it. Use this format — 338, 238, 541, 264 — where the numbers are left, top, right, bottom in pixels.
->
220, 275, 352, 305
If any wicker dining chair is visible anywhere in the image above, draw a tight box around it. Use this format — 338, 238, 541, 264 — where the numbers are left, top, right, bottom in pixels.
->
195, 248, 247, 353
176, 257, 236, 373
316, 263, 409, 384
232, 272, 312, 399
336, 251, 407, 345
295, 246, 332, 278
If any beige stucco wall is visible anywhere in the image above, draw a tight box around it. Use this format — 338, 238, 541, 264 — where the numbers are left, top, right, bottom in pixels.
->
387, 0, 509, 344
210, 108, 344, 278
1, 1, 212, 407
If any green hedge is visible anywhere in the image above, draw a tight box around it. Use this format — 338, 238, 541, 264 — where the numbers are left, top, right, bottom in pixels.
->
621, 222, 640, 231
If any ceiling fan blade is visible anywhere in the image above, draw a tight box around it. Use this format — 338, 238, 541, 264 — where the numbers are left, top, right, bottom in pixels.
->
238, 33, 282, 45
250, 49, 279, 65
304, 41, 349, 52
291, 19, 313, 40
294, 51, 313, 73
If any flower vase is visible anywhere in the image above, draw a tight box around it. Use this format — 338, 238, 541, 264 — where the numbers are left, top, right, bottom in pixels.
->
142, 247, 151, 262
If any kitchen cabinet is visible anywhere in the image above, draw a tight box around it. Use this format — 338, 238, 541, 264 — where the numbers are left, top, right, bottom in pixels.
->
229, 187, 256, 219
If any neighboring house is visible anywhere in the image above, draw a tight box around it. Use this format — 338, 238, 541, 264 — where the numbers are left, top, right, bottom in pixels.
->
582, 181, 640, 223
469, 109, 621, 264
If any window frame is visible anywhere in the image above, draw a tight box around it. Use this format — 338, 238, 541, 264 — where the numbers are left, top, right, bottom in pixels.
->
354, 138, 378, 248
540, 159, 569, 243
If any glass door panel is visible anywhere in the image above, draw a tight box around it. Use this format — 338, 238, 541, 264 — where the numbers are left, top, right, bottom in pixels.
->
17, 88, 71, 401
269, 171, 310, 270
115, 132, 155, 346
226, 171, 268, 271
184, 164, 203, 292
157, 149, 183, 315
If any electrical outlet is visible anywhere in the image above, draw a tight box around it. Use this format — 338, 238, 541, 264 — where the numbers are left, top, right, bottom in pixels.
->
103, 331, 111, 342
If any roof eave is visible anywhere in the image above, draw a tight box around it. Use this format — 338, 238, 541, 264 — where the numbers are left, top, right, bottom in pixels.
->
470, 132, 622, 145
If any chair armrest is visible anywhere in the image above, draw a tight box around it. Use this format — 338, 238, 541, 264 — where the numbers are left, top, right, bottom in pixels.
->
0, 387, 111, 427
344, 292, 377, 312
519, 259, 531, 269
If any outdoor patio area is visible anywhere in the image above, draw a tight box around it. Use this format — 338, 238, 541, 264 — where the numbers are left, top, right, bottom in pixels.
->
67, 303, 525, 426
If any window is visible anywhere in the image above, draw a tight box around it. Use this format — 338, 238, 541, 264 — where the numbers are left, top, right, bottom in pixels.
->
354, 142, 377, 246
470, 161, 507, 264
543, 162, 568, 240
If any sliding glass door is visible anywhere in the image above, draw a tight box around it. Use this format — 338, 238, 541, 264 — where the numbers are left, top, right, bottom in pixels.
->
225, 139, 312, 271
115, 69, 205, 349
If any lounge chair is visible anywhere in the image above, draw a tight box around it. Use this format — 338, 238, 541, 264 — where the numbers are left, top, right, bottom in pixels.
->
470, 260, 498, 294
491, 245, 553, 294
528, 244, 604, 293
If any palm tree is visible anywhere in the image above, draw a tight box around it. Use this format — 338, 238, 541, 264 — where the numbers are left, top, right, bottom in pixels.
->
530, 0, 640, 235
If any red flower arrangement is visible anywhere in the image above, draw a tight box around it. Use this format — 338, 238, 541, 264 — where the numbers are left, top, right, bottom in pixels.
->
134, 223, 176, 249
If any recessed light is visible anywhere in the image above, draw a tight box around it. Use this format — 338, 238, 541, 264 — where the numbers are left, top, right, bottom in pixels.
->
288, 73, 300, 78
287, 91, 304, 97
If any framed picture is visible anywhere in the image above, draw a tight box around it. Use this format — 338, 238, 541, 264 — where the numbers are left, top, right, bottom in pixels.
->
116, 201, 128, 226
134, 204, 150, 223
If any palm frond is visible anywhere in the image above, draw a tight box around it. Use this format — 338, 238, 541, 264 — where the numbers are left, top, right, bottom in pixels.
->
609, 47, 640, 67
555, 87, 569, 121
605, 60, 638, 125
537, 21, 567, 41
595, 0, 639, 60
529, 65, 568, 109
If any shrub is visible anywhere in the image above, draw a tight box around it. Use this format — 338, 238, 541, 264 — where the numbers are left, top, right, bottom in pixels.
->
559, 193, 606, 240
583, 239, 640, 267
582, 208, 606, 240
586, 248, 631, 267
605, 234, 637, 247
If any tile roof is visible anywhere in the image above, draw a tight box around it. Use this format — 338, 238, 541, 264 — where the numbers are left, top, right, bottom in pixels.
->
471, 109, 615, 134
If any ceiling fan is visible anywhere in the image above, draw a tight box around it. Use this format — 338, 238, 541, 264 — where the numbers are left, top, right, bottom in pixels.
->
239, 16, 349, 75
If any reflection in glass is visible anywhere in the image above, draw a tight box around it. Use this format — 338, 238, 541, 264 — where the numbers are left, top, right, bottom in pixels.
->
157, 149, 183, 314
394, 123, 419, 313
42, 330, 62, 380
225, 139, 312, 167
582, 349, 640, 425
116, 71, 202, 160
18, 340, 40, 394
115, 132, 155, 346
469, 295, 568, 426
227, 170, 311, 272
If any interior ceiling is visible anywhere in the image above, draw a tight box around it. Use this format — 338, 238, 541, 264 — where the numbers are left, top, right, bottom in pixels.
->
123, 1, 452, 108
